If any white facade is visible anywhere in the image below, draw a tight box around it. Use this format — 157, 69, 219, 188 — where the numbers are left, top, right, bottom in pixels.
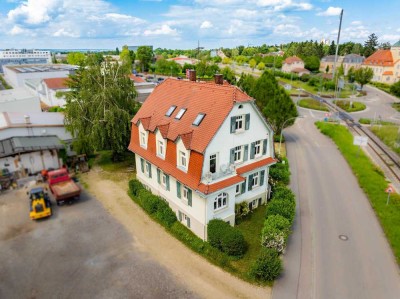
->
0, 88, 41, 113
24, 79, 68, 107
0, 49, 51, 60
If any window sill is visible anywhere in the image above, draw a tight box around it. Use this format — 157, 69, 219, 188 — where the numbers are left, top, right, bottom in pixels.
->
140, 144, 147, 149
233, 129, 245, 135
177, 165, 188, 173
156, 153, 165, 160
214, 206, 229, 214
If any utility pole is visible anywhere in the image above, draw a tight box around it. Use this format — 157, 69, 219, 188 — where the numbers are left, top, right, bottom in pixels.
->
332, 9, 344, 101
196, 40, 204, 60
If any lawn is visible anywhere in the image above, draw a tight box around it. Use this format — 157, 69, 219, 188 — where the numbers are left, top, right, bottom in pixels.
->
333, 100, 366, 112
95, 150, 135, 172
298, 98, 329, 111
316, 122, 400, 265
370, 125, 400, 155
392, 103, 400, 112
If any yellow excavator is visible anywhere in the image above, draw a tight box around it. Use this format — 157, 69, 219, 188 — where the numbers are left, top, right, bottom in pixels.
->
28, 187, 52, 220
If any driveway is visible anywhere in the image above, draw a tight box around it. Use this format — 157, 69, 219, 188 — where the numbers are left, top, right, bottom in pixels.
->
272, 112, 400, 299
0, 186, 196, 298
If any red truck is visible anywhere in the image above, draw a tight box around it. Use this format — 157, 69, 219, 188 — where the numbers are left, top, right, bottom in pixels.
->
48, 168, 81, 205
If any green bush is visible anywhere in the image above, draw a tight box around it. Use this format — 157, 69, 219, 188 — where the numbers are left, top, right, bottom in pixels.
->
129, 179, 143, 196
269, 159, 290, 186
249, 248, 282, 282
261, 215, 291, 252
155, 200, 177, 227
208, 219, 247, 257
300, 74, 310, 82
272, 185, 295, 203
266, 199, 296, 224
323, 80, 335, 91
359, 118, 371, 124
390, 81, 400, 97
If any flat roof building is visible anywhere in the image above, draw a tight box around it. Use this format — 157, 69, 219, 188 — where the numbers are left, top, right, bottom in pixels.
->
0, 49, 51, 73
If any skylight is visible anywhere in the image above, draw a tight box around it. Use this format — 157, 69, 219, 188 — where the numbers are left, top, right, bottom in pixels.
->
175, 108, 187, 120
192, 113, 205, 126
165, 105, 177, 117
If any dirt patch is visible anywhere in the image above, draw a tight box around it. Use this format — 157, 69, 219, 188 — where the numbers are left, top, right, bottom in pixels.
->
81, 167, 271, 299
1, 222, 34, 241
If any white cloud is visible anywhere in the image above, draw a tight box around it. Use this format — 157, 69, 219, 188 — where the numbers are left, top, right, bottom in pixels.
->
233, 9, 257, 18
53, 28, 79, 38
351, 21, 362, 26
10, 25, 27, 35
8, 0, 62, 25
200, 21, 213, 29
317, 6, 342, 16
257, 0, 313, 11
143, 24, 178, 36
273, 24, 301, 35
380, 34, 400, 42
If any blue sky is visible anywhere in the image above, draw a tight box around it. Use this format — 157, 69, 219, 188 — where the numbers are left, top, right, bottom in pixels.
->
0, 0, 399, 50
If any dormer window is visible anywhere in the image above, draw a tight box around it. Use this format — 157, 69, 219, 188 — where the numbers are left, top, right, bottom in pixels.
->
175, 108, 187, 120
192, 113, 205, 126
165, 105, 177, 117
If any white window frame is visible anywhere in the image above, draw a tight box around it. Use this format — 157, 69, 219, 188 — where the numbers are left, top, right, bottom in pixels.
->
254, 140, 261, 157
209, 153, 217, 173
145, 162, 150, 177
179, 151, 187, 169
213, 192, 228, 211
234, 146, 243, 163
140, 131, 147, 148
252, 172, 259, 188
157, 139, 165, 158
183, 186, 190, 202
235, 184, 241, 196
235, 115, 244, 131
161, 173, 167, 188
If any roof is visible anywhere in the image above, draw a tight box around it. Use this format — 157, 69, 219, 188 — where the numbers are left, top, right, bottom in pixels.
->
292, 68, 310, 74
0, 136, 64, 158
4, 64, 78, 74
131, 78, 252, 153
0, 112, 65, 130
321, 55, 341, 62
129, 74, 145, 83
393, 40, 400, 47
43, 78, 69, 90
383, 71, 393, 75
0, 87, 36, 103
236, 157, 276, 175
363, 50, 393, 67
343, 54, 364, 63
284, 56, 303, 64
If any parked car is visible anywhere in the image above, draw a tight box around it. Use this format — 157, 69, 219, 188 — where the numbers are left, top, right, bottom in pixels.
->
48, 168, 81, 205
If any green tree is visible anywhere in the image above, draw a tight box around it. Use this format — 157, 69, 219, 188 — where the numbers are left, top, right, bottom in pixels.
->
347, 66, 356, 82
304, 56, 320, 72
137, 46, 153, 72
115, 47, 120, 55
64, 62, 140, 161
257, 62, 266, 70
325, 65, 330, 73
221, 67, 236, 84
67, 52, 86, 66
364, 33, 379, 57
237, 73, 256, 96
195, 61, 207, 77
249, 58, 257, 71
354, 67, 374, 89
328, 41, 336, 55
390, 81, 400, 97
86, 53, 104, 66
120, 45, 133, 73
155, 59, 181, 76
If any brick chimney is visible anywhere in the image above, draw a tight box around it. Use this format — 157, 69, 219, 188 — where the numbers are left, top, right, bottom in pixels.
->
188, 69, 196, 82
214, 74, 223, 85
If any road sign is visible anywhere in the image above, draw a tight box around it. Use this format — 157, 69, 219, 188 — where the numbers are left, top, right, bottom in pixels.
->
385, 186, 393, 193
353, 136, 368, 146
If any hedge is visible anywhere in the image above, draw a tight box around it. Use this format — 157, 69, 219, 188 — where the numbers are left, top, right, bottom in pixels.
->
265, 198, 296, 224
249, 248, 282, 282
269, 158, 290, 186
261, 215, 291, 253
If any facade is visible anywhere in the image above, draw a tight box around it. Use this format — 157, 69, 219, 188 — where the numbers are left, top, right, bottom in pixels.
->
0, 88, 41, 113
282, 56, 306, 73
0, 49, 51, 73
362, 41, 400, 84
343, 54, 365, 75
129, 74, 276, 240
320, 54, 364, 75
319, 55, 344, 74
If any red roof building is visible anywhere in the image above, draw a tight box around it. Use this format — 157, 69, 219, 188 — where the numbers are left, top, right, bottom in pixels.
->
129, 72, 276, 239
282, 56, 306, 74
43, 78, 69, 90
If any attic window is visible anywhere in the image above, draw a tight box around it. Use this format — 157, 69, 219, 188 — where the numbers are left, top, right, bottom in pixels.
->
165, 105, 177, 117
192, 113, 205, 126
238, 105, 243, 109
175, 108, 187, 120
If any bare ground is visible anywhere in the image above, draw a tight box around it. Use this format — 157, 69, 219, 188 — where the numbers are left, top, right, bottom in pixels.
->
82, 167, 271, 299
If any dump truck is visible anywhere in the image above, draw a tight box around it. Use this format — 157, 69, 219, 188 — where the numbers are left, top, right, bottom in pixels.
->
48, 168, 81, 205
29, 187, 52, 220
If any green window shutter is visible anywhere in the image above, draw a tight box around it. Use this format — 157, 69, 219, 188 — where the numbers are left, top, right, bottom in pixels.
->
157, 169, 161, 184
177, 181, 181, 198
187, 217, 191, 228
230, 148, 235, 164
230, 116, 236, 133
188, 189, 192, 206
241, 178, 246, 194
147, 162, 152, 178
260, 170, 265, 186
248, 174, 253, 191
262, 138, 268, 155
250, 142, 255, 159
243, 145, 249, 161
245, 114, 250, 130
140, 158, 144, 173
166, 175, 170, 191
178, 211, 182, 221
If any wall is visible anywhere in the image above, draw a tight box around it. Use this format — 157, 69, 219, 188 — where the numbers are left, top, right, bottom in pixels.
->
4, 68, 70, 88
0, 97, 41, 113
0, 126, 72, 141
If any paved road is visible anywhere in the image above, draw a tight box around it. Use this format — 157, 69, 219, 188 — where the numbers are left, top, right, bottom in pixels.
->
0, 187, 196, 299
272, 113, 400, 299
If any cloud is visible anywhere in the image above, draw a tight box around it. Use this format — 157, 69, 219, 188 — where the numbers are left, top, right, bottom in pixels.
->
257, 0, 313, 11
351, 21, 362, 25
380, 34, 400, 42
317, 6, 342, 16
10, 25, 27, 35
53, 28, 79, 38
7, 0, 62, 26
143, 24, 178, 36
200, 21, 213, 29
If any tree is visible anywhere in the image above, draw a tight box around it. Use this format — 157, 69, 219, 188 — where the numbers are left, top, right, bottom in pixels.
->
347, 66, 356, 82
380, 42, 391, 50
120, 45, 133, 73
325, 65, 330, 74
354, 67, 374, 89
257, 62, 265, 70
237, 73, 256, 96
249, 58, 257, 71
221, 67, 236, 84
64, 62, 140, 161
304, 56, 320, 72
155, 59, 181, 76
115, 47, 120, 55
364, 33, 379, 57
137, 46, 153, 72
86, 53, 104, 66
195, 61, 207, 77
67, 52, 86, 66
390, 81, 400, 97
328, 41, 336, 55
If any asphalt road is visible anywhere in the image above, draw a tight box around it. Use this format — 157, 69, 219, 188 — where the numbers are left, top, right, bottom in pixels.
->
0, 186, 196, 299
272, 114, 400, 299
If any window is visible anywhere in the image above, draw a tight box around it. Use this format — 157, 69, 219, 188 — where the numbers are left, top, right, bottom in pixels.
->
209, 154, 217, 173
179, 151, 187, 168
165, 105, 176, 117
254, 140, 261, 156
230, 114, 250, 133
235, 115, 243, 131
214, 192, 228, 211
144, 161, 152, 178
183, 186, 190, 200
235, 184, 241, 195
177, 182, 192, 206
234, 146, 243, 163
193, 113, 206, 126
175, 108, 187, 120
157, 140, 165, 157
252, 172, 259, 188
162, 173, 167, 187
140, 132, 146, 147
178, 211, 191, 228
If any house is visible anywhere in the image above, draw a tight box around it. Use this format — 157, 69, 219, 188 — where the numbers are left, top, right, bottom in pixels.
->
282, 56, 308, 75
24, 77, 70, 108
320, 54, 364, 75
128, 72, 276, 240
319, 55, 344, 74
362, 41, 400, 84
343, 54, 365, 75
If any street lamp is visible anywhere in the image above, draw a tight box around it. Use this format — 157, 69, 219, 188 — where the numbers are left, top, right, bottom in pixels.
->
278, 116, 304, 156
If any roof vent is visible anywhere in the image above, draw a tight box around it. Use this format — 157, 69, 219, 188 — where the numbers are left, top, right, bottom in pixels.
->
214, 74, 223, 85
24, 115, 31, 124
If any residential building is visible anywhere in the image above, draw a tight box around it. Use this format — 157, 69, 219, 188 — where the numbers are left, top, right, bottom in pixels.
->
343, 54, 365, 75
0, 49, 51, 73
319, 55, 344, 74
320, 54, 364, 75
362, 41, 400, 84
282, 56, 310, 75
0, 88, 41, 113
129, 72, 276, 240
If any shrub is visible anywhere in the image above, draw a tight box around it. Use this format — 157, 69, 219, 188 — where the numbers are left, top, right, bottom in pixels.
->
208, 219, 247, 257
261, 215, 291, 252
129, 179, 143, 196
300, 74, 310, 82
271, 185, 295, 203
155, 201, 177, 227
235, 201, 251, 220
308, 77, 319, 87
269, 159, 290, 186
266, 199, 296, 224
390, 81, 400, 97
323, 80, 335, 91
249, 248, 282, 282
141, 193, 160, 214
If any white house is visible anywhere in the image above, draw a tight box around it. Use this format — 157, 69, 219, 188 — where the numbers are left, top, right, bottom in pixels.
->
282, 56, 310, 75
129, 73, 276, 240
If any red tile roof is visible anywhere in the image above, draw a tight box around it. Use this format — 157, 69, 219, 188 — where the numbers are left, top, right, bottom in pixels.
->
43, 78, 69, 90
292, 67, 310, 74
131, 78, 252, 153
129, 74, 146, 83
363, 50, 393, 67
383, 71, 393, 75
284, 56, 303, 65
236, 157, 277, 175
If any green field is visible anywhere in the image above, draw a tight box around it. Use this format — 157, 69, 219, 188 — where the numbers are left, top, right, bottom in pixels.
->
333, 100, 366, 112
298, 98, 329, 111
370, 125, 400, 155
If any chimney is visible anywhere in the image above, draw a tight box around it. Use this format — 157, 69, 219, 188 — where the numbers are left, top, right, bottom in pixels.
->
24, 115, 31, 124
214, 74, 223, 85
188, 69, 196, 82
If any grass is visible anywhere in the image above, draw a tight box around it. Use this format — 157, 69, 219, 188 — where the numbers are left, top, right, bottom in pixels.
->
370, 82, 400, 100
298, 98, 329, 111
392, 103, 400, 112
359, 118, 396, 126
95, 150, 135, 172
316, 122, 400, 265
0, 74, 12, 89
370, 125, 400, 155
333, 100, 366, 112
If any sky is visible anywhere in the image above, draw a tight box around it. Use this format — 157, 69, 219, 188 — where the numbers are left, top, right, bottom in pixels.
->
0, 0, 399, 50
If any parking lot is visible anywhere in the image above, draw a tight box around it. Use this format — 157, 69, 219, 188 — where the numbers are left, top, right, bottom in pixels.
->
0, 185, 195, 298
